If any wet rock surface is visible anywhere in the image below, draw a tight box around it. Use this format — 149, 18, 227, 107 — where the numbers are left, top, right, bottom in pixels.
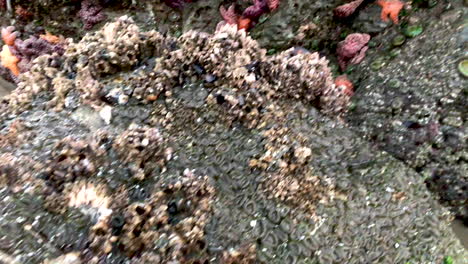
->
0, 17, 466, 263
0, 77, 14, 97
345, 0, 468, 222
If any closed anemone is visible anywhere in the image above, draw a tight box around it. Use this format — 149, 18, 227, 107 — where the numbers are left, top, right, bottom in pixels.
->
219, 131, 230, 140
301, 236, 319, 253
257, 249, 271, 262
210, 153, 225, 166
215, 142, 230, 153
229, 172, 244, 181
242, 199, 257, 214
279, 218, 293, 233
298, 240, 313, 257
244, 139, 257, 150
198, 137, 211, 146
253, 218, 268, 238
285, 253, 298, 264
234, 194, 246, 207
261, 231, 279, 248
237, 176, 251, 190
275, 243, 288, 258
273, 228, 289, 244
267, 208, 282, 224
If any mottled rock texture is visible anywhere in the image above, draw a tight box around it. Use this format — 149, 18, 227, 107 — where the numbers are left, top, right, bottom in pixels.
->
345, 1, 468, 223
0, 17, 466, 263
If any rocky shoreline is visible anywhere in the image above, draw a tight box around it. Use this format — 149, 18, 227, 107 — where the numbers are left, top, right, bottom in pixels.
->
0, 0, 467, 263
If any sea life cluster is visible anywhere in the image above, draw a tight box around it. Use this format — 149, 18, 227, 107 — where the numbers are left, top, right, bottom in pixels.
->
1, 26, 66, 82
0, 16, 466, 263
334, 0, 404, 24
8, 16, 351, 119
345, 6, 468, 222
219, 0, 281, 31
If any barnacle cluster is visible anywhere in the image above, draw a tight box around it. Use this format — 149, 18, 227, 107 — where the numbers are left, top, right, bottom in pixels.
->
40, 137, 105, 214
42, 137, 100, 192
0, 17, 466, 263
65, 180, 111, 219
0, 119, 34, 149
8, 16, 349, 121
86, 171, 215, 263
0, 152, 39, 191
251, 123, 346, 222
113, 124, 169, 180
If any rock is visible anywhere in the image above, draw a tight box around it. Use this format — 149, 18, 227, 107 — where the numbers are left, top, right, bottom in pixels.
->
345, 1, 468, 221
43, 252, 81, 264
0, 17, 465, 263
0, 77, 14, 98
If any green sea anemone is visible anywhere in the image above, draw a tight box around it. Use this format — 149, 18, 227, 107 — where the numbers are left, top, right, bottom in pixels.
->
458, 59, 468, 78
403, 24, 423, 37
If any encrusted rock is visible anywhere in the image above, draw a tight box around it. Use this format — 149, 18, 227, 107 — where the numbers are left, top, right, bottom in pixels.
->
0, 16, 465, 264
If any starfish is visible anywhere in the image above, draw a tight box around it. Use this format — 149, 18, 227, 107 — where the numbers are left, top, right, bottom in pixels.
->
40, 31, 62, 44
238, 17, 251, 31
334, 0, 364, 18
334, 75, 354, 96
377, 0, 404, 24
1, 26, 17, 46
219, 4, 238, 25
0, 44, 20, 76
267, 0, 280, 10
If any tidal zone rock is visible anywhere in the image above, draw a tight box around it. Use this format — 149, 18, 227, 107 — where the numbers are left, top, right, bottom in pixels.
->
0, 17, 465, 263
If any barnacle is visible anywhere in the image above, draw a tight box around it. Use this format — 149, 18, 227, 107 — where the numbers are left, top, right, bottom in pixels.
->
113, 124, 168, 180
65, 180, 112, 221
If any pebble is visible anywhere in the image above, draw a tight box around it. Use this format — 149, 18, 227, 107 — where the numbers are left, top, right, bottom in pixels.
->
99, 105, 113, 125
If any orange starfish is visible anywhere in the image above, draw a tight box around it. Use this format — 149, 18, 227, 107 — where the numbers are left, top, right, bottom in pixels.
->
40, 31, 62, 44
238, 17, 251, 31
334, 75, 354, 96
0, 45, 20, 76
1, 26, 17, 46
377, 0, 404, 24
